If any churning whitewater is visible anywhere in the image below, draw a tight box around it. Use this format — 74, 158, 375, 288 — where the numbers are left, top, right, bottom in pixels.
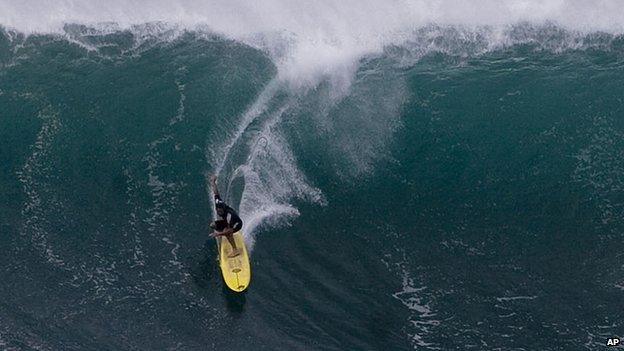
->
1, 1, 624, 350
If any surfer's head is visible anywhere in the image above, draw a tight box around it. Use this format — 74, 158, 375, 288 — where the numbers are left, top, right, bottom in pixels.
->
216, 202, 226, 216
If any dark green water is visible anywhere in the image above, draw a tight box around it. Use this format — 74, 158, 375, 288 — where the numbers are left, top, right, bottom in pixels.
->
1, 25, 624, 350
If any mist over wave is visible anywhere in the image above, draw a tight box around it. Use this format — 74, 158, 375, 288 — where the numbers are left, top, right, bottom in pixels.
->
5, 0, 624, 34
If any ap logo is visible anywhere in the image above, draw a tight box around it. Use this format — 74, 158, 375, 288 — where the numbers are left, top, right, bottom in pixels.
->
607, 338, 620, 347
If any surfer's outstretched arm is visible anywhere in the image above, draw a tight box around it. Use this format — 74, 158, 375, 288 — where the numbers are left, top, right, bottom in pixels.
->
210, 175, 220, 198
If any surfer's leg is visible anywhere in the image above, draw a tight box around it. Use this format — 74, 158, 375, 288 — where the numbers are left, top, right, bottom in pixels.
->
226, 234, 241, 257
226, 234, 237, 250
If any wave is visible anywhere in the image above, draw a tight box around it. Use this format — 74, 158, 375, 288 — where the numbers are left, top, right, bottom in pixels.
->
3, 1, 624, 85
3, 18, 623, 250
2, 4, 624, 349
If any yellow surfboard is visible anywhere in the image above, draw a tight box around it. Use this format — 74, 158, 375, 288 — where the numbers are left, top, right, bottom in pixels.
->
217, 231, 251, 292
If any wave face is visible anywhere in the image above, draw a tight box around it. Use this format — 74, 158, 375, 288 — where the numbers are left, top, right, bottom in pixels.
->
2, 4, 624, 350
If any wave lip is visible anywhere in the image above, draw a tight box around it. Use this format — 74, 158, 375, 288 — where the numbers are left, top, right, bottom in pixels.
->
4, 1, 624, 90
3, 1, 624, 78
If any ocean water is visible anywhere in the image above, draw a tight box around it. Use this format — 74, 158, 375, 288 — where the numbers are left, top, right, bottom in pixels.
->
1, 1, 624, 350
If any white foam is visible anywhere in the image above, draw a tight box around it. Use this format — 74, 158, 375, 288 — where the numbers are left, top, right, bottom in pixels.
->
495, 295, 538, 302
211, 79, 280, 176
389, 256, 440, 348
4, 1, 624, 35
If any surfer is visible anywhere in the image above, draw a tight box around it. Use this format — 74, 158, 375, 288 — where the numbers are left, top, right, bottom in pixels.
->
209, 175, 243, 257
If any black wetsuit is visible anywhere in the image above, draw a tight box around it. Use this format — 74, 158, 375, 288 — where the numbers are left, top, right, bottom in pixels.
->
214, 195, 243, 233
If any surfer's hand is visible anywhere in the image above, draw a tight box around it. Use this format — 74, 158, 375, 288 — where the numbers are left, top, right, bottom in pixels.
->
210, 231, 220, 237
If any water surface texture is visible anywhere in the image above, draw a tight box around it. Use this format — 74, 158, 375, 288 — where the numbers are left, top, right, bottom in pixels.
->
1, 1, 624, 350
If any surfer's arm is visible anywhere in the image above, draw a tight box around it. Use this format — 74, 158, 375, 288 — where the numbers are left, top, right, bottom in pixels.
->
210, 227, 235, 237
210, 175, 220, 198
